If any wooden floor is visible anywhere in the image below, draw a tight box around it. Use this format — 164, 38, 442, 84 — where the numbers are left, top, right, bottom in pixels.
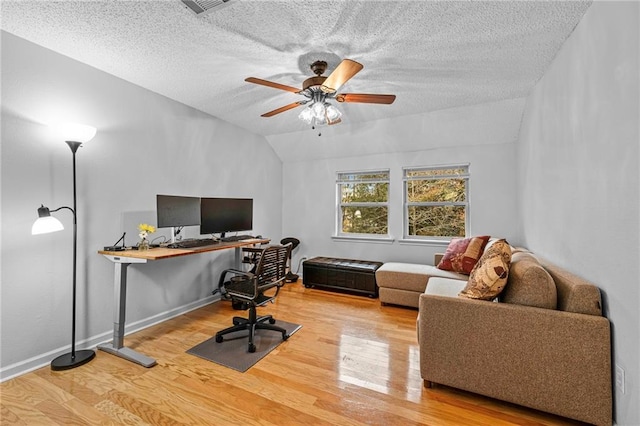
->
1, 281, 585, 425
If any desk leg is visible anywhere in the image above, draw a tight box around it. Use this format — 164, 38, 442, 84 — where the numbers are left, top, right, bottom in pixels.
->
98, 262, 157, 367
234, 247, 242, 270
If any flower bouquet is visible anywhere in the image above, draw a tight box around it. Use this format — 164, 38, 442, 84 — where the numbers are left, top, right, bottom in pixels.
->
137, 223, 156, 250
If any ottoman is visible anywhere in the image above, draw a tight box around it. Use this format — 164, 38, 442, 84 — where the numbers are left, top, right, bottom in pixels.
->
302, 257, 383, 298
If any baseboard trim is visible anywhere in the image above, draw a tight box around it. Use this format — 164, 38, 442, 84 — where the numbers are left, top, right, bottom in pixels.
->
0, 295, 219, 382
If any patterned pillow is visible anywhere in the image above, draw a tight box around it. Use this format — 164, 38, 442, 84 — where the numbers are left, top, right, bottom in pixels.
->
437, 235, 491, 275
459, 239, 512, 300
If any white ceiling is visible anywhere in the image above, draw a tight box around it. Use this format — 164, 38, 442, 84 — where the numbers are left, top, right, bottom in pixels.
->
1, 0, 591, 138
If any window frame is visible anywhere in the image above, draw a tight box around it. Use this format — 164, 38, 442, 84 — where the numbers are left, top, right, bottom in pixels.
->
335, 169, 390, 238
402, 164, 470, 241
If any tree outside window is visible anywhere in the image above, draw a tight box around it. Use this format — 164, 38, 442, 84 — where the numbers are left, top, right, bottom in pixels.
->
337, 170, 389, 236
404, 165, 469, 239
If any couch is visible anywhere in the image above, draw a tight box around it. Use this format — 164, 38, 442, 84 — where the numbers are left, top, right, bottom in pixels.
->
377, 245, 612, 425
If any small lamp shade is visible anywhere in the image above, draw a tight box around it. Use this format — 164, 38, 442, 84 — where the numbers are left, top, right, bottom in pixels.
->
31, 205, 64, 235
326, 104, 342, 122
32, 216, 64, 235
50, 122, 97, 143
298, 106, 313, 124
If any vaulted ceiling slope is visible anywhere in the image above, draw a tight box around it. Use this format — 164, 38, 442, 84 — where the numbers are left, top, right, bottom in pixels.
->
1, 1, 591, 137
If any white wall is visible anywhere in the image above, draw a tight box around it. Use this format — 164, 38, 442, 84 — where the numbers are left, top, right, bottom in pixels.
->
0, 32, 283, 379
517, 2, 639, 425
279, 99, 523, 269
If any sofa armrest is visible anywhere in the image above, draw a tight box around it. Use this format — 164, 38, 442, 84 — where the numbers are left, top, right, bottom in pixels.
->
418, 294, 612, 426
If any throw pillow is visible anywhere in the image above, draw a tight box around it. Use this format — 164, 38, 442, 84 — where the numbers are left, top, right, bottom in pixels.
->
437, 235, 490, 275
459, 239, 512, 300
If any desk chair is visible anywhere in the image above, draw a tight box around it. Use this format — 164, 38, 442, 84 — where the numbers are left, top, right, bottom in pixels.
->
215, 244, 291, 353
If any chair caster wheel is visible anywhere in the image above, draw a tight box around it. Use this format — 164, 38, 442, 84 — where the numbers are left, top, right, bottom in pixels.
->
248, 343, 256, 353
215, 335, 223, 343
283, 333, 289, 341
268, 318, 276, 324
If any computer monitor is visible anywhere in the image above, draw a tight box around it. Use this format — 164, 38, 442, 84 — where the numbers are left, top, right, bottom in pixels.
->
156, 195, 201, 228
200, 197, 253, 236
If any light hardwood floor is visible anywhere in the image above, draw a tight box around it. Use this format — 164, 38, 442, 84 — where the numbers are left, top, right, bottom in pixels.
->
1, 282, 584, 425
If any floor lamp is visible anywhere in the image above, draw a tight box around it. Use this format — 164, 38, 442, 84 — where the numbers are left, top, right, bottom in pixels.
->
31, 123, 97, 370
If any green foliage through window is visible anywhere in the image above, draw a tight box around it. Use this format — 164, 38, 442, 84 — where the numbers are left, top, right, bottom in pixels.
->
404, 165, 469, 238
337, 171, 389, 235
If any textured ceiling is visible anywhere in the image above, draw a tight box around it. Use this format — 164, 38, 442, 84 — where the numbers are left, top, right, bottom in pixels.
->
1, 0, 591, 137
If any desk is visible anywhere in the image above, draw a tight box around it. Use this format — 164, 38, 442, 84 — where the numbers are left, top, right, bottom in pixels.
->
97, 238, 269, 367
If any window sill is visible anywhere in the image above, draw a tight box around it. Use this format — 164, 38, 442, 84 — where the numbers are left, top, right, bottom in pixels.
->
397, 238, 450, 247
332, 235, 395, 244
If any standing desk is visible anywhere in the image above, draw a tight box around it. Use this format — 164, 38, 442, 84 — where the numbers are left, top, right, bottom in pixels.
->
97, 238, 269, 367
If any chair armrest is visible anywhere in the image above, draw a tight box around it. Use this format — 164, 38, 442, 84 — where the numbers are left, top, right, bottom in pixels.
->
418, 294, 612, 425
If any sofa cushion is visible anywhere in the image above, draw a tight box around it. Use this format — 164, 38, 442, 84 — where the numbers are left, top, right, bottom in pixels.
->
538, 258, 603, 316
501, 252, 557, 309
436, 235, 490, 274
376, 263, 467, 293
424, 277, 468, 297
459, 239, 512, 300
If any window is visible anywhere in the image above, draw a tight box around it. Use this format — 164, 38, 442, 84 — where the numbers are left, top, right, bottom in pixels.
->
336, 170, 389, 236
403, 164, 469, 239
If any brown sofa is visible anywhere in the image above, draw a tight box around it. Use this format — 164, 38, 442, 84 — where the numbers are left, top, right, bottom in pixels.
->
417, 252, 612, 426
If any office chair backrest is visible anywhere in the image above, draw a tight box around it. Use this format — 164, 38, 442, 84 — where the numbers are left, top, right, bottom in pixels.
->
255, 244, 291, 290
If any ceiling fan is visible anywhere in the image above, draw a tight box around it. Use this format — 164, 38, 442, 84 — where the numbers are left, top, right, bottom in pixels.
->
245, 59, 396, 127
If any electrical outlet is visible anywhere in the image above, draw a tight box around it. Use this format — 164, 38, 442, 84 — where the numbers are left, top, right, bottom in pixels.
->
616, 365, 625, 394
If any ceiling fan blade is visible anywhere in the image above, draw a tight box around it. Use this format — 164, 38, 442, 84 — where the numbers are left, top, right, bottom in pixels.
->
245, 77, 300, 94
336, 93, 396, 104
261, 102, 305, 117
320, 59, 363, 94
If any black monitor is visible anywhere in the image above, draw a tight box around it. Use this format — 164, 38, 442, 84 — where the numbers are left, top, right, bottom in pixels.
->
200, 197, 253, 236
156, 195, 201, 228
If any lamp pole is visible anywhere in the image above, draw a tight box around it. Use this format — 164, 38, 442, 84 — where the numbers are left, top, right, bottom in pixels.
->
49, 140, 95, 370
68, 141, 80, 364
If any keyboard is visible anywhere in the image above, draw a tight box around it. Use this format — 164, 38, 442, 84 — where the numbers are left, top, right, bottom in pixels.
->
167, 239, 217, 249
221, 235, 255, 242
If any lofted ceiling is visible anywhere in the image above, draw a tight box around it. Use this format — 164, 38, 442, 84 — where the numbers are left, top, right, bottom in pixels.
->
1, 0, 591, 138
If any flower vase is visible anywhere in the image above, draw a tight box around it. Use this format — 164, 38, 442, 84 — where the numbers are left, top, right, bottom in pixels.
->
139, 239, 149, 251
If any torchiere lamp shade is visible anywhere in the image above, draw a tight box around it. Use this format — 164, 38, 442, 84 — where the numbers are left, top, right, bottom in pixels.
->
50, 122, 97, 143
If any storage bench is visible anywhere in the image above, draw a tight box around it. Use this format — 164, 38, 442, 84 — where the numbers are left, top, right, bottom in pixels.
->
302, 257, 383, 298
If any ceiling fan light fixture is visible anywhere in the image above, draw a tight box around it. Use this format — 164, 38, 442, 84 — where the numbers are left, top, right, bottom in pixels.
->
298, 100, 342, 127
